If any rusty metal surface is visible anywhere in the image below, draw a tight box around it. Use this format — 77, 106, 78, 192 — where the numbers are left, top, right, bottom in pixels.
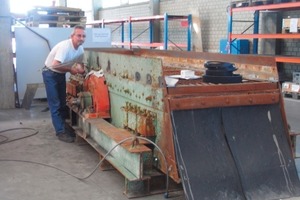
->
134, 49, 278, 82
80, 48, 284, 190
84, 49, 181, 182
86, 48, 279, 82
169, 92, 280, 110
134, 49, 276, 65
167, 81, 278, 94
166, 80, 281, 110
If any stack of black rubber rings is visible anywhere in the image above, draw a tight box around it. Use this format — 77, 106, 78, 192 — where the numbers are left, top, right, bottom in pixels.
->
203, 61, 242, 84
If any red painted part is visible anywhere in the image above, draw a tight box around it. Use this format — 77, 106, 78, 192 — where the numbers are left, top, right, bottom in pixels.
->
66, 81, 78, 97
180, 20, 188, 27
84, 75, 110, 118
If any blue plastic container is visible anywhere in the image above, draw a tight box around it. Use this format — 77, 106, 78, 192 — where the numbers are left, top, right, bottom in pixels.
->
220, 39, 249, 54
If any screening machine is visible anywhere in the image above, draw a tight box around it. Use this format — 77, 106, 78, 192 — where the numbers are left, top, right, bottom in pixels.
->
66, 48, 300, 199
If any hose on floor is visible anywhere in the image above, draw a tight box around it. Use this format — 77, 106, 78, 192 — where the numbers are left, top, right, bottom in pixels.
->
0, 135, 170, 198
0, 128, 39, 145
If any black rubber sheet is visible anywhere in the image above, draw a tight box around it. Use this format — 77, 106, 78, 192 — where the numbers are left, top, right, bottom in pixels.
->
171, 104, 300, 200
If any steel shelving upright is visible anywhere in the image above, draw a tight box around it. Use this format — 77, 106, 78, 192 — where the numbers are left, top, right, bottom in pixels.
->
227, 2, 300, 64
87, 13, 192, 51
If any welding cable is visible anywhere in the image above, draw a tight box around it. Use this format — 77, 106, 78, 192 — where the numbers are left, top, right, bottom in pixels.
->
0, 136, 170, 198
94, 136, 170, 198
0, 135, 9, 144
79, 136, 170, 198
0, 128, 39, 145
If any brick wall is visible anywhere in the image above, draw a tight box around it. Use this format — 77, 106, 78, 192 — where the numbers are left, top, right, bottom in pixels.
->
99, 1, 232, 52
98, 1, 300, 80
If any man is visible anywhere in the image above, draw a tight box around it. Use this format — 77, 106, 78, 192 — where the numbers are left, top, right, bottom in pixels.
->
42, 25, 86, 143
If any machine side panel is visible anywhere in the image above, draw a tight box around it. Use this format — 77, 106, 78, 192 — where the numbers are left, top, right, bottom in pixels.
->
85, 51, 180, 181
171, 104, 300, 200
223, 105, 300, 200
171, 108, 246, 200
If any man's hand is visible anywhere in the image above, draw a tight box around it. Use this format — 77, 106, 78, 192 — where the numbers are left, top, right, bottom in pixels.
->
70, 63, 85, 75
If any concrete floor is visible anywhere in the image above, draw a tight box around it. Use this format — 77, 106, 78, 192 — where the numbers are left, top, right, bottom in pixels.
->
0, 100, 184, 200
0, 98, 299, 200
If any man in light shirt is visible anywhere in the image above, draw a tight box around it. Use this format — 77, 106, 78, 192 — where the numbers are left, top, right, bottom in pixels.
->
42, 25, 86, 143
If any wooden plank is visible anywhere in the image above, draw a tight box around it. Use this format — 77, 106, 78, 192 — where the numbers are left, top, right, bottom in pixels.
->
21, 83, 44, 109
0, 0, 15, 109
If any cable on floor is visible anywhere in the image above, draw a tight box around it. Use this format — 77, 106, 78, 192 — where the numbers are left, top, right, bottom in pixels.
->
0, 135, 171, 198
0, 135, 9, 144
0, 128, 39, 145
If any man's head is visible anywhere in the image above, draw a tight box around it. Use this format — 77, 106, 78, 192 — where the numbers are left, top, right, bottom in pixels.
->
71, 25, 86, 49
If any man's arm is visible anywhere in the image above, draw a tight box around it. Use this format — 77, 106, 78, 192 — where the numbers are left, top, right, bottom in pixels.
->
51, 60, 84, 75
